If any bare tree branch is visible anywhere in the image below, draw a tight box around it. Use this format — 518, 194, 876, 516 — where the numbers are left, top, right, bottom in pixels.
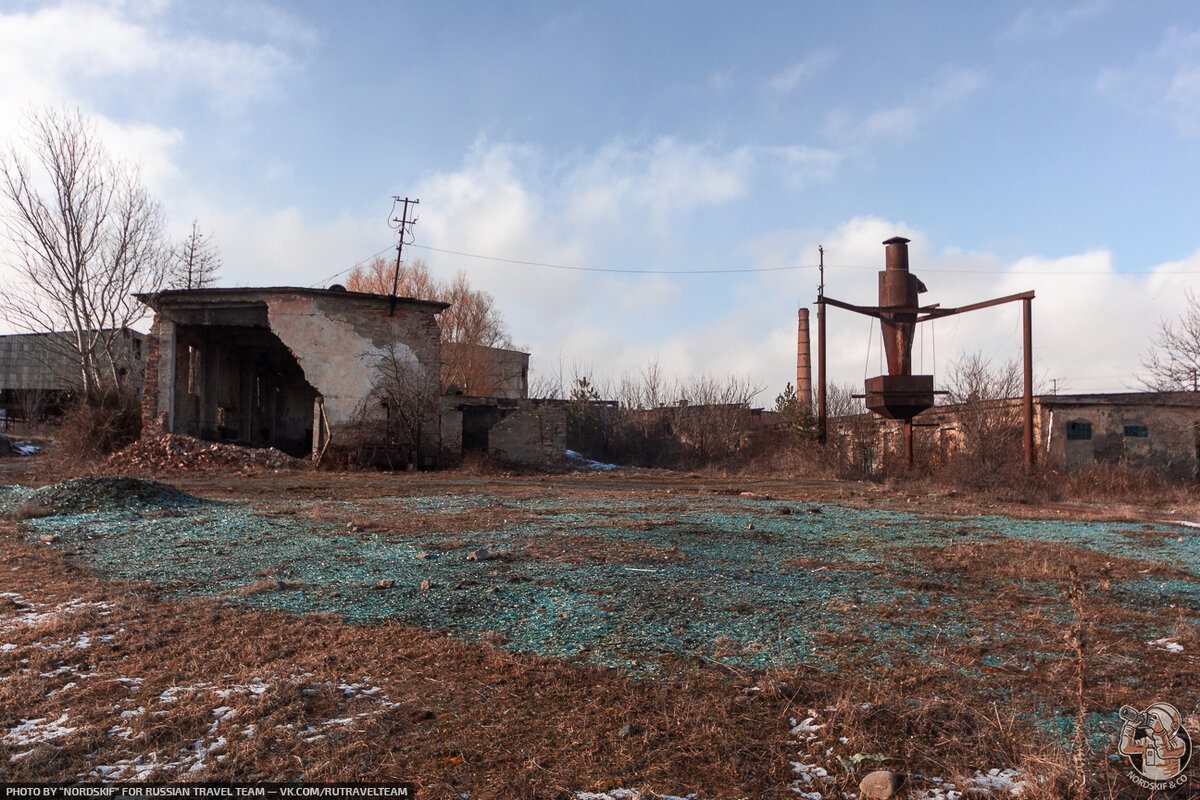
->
0, 107, 167, 398
1139, 289, 1200, 391
169, 218, 221, 289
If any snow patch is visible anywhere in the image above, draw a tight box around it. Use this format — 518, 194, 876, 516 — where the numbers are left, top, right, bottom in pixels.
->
5, 713, 76, 746
566, 450, 621, 471
968, 768, 1027, 795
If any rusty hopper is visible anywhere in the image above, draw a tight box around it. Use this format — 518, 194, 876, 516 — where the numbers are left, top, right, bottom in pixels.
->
865, 237, 934, 421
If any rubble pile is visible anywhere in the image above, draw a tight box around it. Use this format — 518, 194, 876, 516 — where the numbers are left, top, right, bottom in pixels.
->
103, 433, 309, 474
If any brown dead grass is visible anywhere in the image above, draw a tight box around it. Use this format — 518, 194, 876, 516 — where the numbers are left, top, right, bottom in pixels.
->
910, 539, 1194, 583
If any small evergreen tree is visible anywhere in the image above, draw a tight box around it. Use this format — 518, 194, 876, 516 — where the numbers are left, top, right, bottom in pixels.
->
774, 382, 818, 441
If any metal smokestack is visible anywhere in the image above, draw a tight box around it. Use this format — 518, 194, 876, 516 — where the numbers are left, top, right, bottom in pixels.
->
878, 236, 925, 376
797, 307, 812, 411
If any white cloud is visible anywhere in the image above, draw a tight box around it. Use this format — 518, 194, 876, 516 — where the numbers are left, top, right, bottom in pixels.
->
1004, 0, 1109, 40
0, 1, 311, 187
823, 68, 984, 152
199, 206, 380, 289
1098, 26, 1200, 135
767, 50, 837, 94
562, 138, 755, 237
554, 215, 1200, 405
399, 146, 1200, 405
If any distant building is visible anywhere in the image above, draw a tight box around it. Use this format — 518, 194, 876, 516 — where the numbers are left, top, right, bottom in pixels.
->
442, 342, 529, 399
0, 329, 147, 419
831, 392, 1200, 477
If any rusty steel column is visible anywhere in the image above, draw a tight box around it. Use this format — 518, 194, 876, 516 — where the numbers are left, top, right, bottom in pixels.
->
797, 308, 813, 411
1023, 296, 1034, 474
904, 419, 914, 470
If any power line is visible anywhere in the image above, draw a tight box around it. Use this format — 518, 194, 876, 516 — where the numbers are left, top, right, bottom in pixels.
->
320, 242, 1200, 285
410, 244, 1200, 277
408, 244, 818, 274
308, 245, 395, 288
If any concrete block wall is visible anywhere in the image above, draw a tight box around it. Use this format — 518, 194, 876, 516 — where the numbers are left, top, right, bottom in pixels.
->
439, 397, 464, 463
487, 402, 566, 468
1049, 404, 1200, 476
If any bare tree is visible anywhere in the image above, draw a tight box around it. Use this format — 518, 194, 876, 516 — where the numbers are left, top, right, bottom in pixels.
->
668, 374, 764, 463
941, 351, 1023, 467
0, 108, 167, 398
345, 256, 515, 395
169, 219, 221, 289
345, 255, 440, 298
1140, 289, 1200, 391
826, 381, 866, 418
529, 352, 567, 400
350, 340, 440, 468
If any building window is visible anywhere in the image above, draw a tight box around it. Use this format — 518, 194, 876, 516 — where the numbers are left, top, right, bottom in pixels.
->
1066, 421, 1092, 440
1124, 424, 1149, 438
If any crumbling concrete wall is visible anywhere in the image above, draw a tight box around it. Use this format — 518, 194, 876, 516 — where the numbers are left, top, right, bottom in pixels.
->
141, 319, 162, 436
265, 295, 439, 431
1046, 401, 1200, 476
439, 397, 463, 464
830, 393, 1200, 476
487, 402, 566, 468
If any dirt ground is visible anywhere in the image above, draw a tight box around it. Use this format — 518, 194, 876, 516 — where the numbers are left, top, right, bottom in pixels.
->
0, 453, 1198, 799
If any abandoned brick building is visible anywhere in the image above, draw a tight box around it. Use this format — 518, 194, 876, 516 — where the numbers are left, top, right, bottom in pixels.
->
136, 286, 564, 468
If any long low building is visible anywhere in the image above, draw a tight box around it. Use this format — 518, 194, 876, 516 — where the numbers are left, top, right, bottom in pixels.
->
831, 391, 1200, 476
0, 329, 147, 420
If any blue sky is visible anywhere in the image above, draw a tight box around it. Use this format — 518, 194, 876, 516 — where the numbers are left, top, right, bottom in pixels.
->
3, 0, 1200, 400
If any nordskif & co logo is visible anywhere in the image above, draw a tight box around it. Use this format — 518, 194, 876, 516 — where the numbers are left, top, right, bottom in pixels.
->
1117, 703, 1192, 791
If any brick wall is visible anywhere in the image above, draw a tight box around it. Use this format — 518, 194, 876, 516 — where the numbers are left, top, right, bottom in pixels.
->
140, 317, 162, 436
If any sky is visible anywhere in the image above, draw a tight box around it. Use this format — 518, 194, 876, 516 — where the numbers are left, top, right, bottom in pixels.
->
2, 0, 1200, 403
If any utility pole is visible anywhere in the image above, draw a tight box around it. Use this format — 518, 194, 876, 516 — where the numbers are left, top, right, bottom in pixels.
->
817, 245, 827, 443
1022, 295, 1034, 475
389, 196, 419, 316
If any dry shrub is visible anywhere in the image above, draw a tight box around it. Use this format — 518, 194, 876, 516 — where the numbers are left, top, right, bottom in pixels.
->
457, 449, 507, 475
44, 389, 141, 471
1048, 462, 1193, 504
919, 539, 1187, 584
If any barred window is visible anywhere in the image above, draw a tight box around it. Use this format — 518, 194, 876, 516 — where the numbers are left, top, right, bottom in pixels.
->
1066, 421, 1092, 440
1124, 424, 1148, 438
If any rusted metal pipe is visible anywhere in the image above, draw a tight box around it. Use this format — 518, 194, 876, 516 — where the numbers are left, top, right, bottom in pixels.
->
879, 236, 923, 377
